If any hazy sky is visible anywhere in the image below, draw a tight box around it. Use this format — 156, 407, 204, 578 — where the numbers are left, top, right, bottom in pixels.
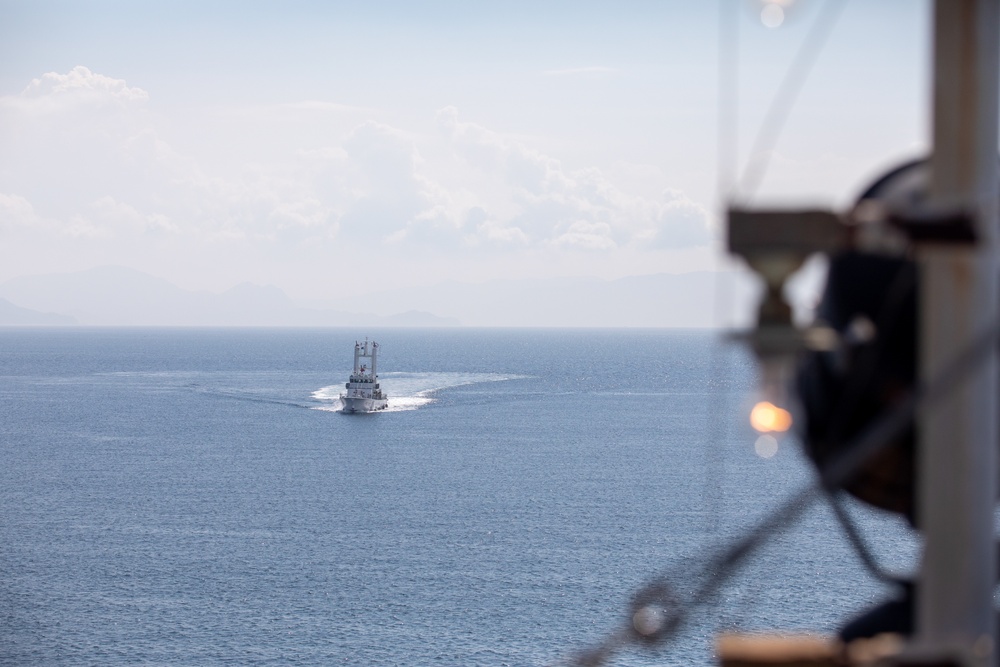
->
0, 0, 928, 301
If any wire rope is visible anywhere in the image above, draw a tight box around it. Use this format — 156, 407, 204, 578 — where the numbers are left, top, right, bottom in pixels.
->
823, 489, 907, 586
558, 317, 1000, 666
557, 2, 911, 664
702, 0, 743, 540
736, 0, 850, 203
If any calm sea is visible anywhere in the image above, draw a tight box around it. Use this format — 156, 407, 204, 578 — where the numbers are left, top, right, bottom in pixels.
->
0, 328, 918, 666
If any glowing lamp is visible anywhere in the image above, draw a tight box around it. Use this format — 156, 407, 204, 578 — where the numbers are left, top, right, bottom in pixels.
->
728, 207, 844, 444
750, 401, 793, 433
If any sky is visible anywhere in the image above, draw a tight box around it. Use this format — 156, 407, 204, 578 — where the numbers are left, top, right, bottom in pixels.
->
0, 0, 929, 304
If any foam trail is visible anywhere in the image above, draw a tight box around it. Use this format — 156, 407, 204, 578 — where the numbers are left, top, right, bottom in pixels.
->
192, 386, 315, 409
311, 371, 526, 413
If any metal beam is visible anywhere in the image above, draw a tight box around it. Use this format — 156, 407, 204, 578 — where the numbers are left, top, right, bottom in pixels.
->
918, 1, 1000, 663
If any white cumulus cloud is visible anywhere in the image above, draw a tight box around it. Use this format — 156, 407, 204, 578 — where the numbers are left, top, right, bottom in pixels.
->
435, 106, 710, 252
22, 65, 149, 102
0, 193, 40, 227
541, 66, 618, 76
0, 68, 712, 286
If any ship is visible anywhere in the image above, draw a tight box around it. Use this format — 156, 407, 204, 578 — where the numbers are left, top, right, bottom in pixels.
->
339, 339, 388, 413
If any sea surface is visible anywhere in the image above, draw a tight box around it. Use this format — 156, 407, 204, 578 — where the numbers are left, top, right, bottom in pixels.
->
0, 328, 919, 666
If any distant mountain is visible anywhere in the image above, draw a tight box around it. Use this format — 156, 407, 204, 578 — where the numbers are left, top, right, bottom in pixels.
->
0, 266, 460, 327
321, 272, 761, 328
381, 310, 463, 327
0, 265, 767, 328
0, 297, 76, 326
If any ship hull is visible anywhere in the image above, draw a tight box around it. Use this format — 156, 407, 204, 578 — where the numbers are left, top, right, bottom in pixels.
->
341, 396, 388, 413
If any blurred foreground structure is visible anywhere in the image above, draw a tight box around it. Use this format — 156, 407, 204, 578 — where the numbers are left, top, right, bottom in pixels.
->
722, 1, 998, 665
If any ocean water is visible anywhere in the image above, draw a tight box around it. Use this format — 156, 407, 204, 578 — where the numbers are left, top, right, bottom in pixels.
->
0, 328, 919, 666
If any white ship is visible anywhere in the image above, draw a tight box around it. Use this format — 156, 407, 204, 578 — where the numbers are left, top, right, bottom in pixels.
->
339, 339, 387, 413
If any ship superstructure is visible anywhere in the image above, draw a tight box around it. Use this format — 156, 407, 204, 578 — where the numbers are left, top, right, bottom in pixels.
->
340, 339, 387, 413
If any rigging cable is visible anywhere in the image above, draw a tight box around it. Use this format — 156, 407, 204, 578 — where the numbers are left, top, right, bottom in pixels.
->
560, 2, 905, 664
559, 317, 1000, 666
823, 490, 907, 586
813, 258, 920, 588
703, 0, 742, 542
735, 0, 849, 204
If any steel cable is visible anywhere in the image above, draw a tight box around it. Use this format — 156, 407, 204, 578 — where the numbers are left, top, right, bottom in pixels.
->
735, 0, 849, 203
560, 318, 1000, 666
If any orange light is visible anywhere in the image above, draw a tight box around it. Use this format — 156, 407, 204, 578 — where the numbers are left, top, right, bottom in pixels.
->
750, 401, 793, 433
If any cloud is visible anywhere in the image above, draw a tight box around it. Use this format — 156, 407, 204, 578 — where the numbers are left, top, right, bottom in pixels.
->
88, 196, 177, 234
649, 193, 712, 249
0, 193, 42, 228
337, 120, 463, 244
7, 66, 148, 114
23, 66, 148, 101
435, 106, 710, 252
0, 67, 354, 245
343, 121, 419, 187
278, 100, 357, 113
541, 66, 618, 76
552, 221, 618, 250
0, 67, 709, 280
0, 67, 161, 231
269, 198, 330, 230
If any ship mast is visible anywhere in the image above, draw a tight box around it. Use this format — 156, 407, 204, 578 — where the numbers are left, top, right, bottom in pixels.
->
351, 339, 378, 379
917, 1, 998, 661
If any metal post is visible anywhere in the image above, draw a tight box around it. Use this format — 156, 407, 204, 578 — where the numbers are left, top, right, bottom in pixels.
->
918, 1, 999, 663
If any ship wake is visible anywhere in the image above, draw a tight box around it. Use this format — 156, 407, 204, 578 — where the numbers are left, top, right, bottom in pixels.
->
311, 371, 525, 413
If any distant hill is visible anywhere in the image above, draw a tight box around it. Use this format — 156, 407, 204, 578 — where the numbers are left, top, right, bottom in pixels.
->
0, 297, 76, 326
0, 265, 769, 328
0, 266, 460, 327
320, 272, 762, 328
